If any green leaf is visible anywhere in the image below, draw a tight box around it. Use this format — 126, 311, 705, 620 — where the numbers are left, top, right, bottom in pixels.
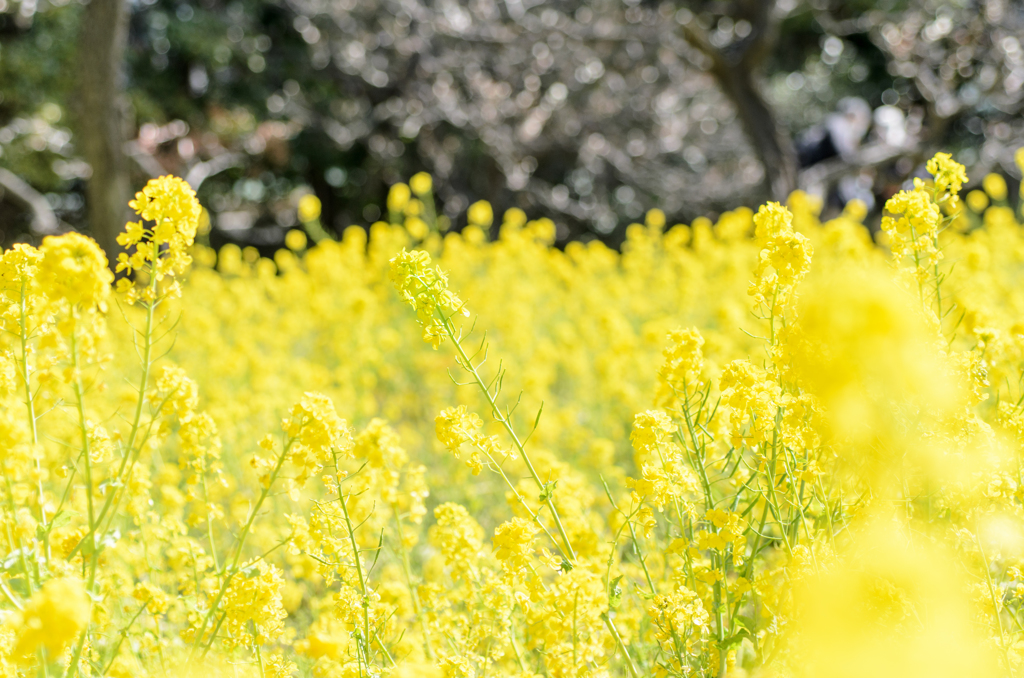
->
47, 509, 78, 534
608, 575, 624, 609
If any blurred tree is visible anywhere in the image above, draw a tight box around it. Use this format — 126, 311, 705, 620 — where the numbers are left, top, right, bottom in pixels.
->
0, 0, 1022, 251
677, 0, 799, 200
75, 0, 130, 258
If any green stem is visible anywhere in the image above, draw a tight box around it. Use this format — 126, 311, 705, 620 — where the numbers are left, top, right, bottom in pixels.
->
437, 306, 576, 562
334, 448, 375, 669
391, 503, 433, 659
69, 321, 95, 541
66, 254, 160, 564
484, 447, 570, 563
601, 612, 642, 678
101, 599, 151, 675
17, 279, 47, 559
188, 437, 293, 660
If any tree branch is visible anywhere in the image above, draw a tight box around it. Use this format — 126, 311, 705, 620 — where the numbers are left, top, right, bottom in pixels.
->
184, 153, 245, 191
0, 168, 60, 235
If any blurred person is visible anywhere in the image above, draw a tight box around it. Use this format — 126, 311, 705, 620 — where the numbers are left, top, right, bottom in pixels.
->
797, 97, 873, 167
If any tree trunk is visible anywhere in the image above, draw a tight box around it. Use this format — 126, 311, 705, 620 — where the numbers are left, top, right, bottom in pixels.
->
710, 62, 798, 201
74, 0, 130, 262
681, 1, 799, 202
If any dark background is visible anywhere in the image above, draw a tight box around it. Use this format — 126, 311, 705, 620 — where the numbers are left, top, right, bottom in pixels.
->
1, 0, 1022, 257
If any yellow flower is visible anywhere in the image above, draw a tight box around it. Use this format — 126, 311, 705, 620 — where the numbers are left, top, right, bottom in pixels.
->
437, 655, 476, 678
38, 232, 113, 309
647, 588, 709, 643
405, 216, 428, 240
285, 228, 308, 251
982, 173, 1007, 201
435, 405, 484, 474
220, 560, 288, 645
0, 243, 44, 328
133, 581, 172, 615
752, 200, 793, 248
284, 392, 353, 462
925, 152, 968, 200
645, 208, 666, 230
467, 200, 493, 228
389, 249, 469, 348
14, 578, 91, 658
409, 172, 433, 196
117, 175, 202, 300
966, 189, 989, 213
630, 409, 676, 457
656, 327, 705, 408
127, 175, 201, 239
155, 364, 200, 417
748, 202, 813, 313
429, 503, 483, 582
492, 517, 537, 577
881, 186, 942, 267
502, 207, 527, 229
843, 198, 868, 221
387, 182, 411, 213
298, 193, 322, 222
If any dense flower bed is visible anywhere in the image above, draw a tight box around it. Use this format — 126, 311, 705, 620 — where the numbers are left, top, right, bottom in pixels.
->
1, 154, 1024, 678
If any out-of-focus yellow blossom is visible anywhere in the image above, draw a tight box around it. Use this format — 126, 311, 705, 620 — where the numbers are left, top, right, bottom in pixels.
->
629, 409, 675, 463
435, 405, 485, 474
13, 578, 91, 658
655, 326, 704, 408
983, 172, 1007, 201
405, 199, 423, 217
220, 560, 288, 645
285, 229, 308, 251
966, 189, 989, 212
645, 208, 666, 230
0, 243, 43, 307
466, 200, 493, 228
409, 172, 433, 196
38, 232, 113, 309
405, 216, 429, 240
133, 581, 172, 615
388, 182, 411, 213
785, 516, 998, 678
430, 503, 483, 583
298, 193, 322, 222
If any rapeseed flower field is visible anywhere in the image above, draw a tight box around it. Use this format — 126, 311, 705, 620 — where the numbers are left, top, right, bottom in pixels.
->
2, 153, 1024, 678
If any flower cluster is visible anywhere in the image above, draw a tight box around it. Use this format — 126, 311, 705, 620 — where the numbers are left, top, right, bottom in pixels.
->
748, 201, 813, 314
389, 249, 468, 348
926, 152, 969, 202
38, 232, 113, 310
492, 517, 537, 579
116, 175, 202, 302
655, 326, 705, 408
881, 186, 943, 270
